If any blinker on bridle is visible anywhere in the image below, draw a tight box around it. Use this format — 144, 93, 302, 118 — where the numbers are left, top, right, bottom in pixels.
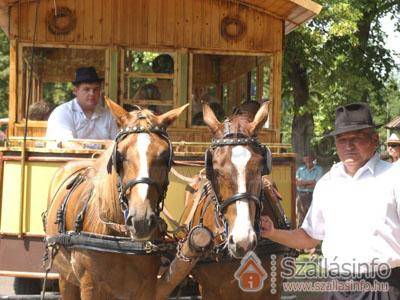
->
107, 122, 173, 219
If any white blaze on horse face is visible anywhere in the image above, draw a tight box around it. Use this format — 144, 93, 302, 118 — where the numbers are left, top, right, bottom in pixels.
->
137, 133, 151, 201
230, 146, 254, 242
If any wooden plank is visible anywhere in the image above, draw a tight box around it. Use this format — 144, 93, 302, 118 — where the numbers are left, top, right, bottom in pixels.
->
36, 0, 47, 44
9, 5, 19, 39
102, 0, 111, 44
147, 0, 157, 45
210, 0, 220, 50
162, 0, 175, 46
92, 0, 103, 44
8, 40, 18, 136
200, 0, 211, 48
74, 0, 84, 43
141, 0, 149, 46
83, 0, 94, 44
174, 0, 183, 47
183, 0, 193, 47
192, 0, 201, 49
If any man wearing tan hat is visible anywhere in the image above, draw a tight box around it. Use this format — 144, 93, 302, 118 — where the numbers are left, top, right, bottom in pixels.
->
261, 103, 400, 299
387, 133, 400, 164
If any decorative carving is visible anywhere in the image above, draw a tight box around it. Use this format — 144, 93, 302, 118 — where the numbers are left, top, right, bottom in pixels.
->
220, 16, 246, 42
46, 7, 77, 35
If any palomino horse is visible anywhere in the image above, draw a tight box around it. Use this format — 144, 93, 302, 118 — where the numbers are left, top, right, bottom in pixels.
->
45, 98, 188, 300
157, 102, 291, 300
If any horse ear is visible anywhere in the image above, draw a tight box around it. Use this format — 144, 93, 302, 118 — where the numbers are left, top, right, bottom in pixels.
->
248, 101, 270, 135
104, 96, 129, 125
156, 104, 189, 127
203, 102, 221, 134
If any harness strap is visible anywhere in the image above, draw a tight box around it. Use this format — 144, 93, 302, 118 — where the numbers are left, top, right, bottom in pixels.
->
45, 231, 175, 255
56, 173, 86, 233
74, 186, 94, 233
183, 179, 207, 227
219, 192, 262, 213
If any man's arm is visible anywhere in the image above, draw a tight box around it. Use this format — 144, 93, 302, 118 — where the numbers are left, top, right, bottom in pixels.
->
260, 216, 320, 250
46, 106, 75, 140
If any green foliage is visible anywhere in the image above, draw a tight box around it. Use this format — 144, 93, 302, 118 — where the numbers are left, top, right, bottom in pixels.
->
42, 82, 74, 106
281, 0, 400, 160
0, 30, 9, 118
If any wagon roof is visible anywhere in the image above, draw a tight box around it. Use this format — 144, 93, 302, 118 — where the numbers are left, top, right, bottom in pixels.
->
0, 0, 322, 36
386, 116, 400, 129
239, 0, 322, 33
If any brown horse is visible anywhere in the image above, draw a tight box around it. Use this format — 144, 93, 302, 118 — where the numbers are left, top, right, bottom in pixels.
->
157, 102, 291, 299
45, 98, 188, 300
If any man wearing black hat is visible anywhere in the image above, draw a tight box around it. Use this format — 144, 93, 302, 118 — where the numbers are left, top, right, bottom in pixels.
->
261, 103, 400, 299
46, 67, 118, 140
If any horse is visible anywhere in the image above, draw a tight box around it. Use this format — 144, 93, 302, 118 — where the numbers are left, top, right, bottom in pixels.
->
157, 101, 292, 299
44, 97, 188, 300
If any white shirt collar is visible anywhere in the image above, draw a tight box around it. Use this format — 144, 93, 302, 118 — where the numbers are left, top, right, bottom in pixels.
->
72, 98, 105, 120
332, 153, 379, 179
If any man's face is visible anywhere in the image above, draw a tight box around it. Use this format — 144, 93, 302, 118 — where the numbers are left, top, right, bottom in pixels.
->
335, 129, 378, 172
387, 143, 400, 161
74, 82, 101, 112
303, 156, 314, 169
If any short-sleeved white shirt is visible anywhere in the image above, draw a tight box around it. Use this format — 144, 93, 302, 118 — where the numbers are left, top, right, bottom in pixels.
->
46, 98, 119, 140
302, 154, 400, 273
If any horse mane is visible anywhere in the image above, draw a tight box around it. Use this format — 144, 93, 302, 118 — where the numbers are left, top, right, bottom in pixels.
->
224, 114, 253, 136
84, 108, 158, 231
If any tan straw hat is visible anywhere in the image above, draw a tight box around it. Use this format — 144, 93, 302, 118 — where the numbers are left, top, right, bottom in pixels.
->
386, 133, 400, 145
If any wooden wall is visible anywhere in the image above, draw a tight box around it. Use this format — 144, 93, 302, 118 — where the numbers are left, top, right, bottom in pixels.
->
11, 0, 283, 53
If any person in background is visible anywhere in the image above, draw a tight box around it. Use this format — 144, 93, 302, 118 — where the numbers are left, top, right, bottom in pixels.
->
386, 132, 400, 165
28, 101, 54, 121
46, 67, 118, 140
261, 102, 400, 299
295, 153, 323, 228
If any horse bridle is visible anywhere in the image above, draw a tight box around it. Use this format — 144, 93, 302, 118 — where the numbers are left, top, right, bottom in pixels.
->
107, 120, 173, 219
204, 127, 272, 242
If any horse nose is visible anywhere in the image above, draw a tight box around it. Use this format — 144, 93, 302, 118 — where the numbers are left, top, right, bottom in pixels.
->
228, 232, 257, 258
126, 211, 157, 238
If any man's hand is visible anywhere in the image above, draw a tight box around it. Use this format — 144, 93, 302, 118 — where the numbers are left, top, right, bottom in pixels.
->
260, 216, 275, 239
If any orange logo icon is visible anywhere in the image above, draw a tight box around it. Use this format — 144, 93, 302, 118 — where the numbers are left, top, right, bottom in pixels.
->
234, 251, 268, 292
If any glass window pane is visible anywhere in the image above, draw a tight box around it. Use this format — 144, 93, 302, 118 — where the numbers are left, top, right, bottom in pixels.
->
127, 78, 173, 101
125, 51, 174, 74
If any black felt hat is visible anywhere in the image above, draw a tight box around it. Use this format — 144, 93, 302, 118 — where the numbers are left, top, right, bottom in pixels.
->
72, 67, 103, 85
325, 102, 379, 137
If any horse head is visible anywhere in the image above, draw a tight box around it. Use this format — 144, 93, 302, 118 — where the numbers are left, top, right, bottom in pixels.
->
105, 97, 188, 240
203, 101, 270, 258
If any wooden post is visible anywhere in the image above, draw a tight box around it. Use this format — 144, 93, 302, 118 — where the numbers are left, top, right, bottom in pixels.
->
156, 240, 199, 300
270, 51, 282, 143
176, 52, 188, 128
8, 39, 18, 136
105, 47, 119, 101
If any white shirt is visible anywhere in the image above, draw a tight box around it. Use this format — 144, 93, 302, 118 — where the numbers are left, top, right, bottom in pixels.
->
46, 98, 119, 140
302, 154, 400, 273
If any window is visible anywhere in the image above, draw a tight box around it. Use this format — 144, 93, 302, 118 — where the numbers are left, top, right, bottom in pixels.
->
19, 46, 105, 121
121, 51, 175, 115
190, 53, 271, 128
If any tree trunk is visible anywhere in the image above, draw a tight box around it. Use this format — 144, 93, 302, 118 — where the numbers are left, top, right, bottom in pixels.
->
287, 52, 314, 164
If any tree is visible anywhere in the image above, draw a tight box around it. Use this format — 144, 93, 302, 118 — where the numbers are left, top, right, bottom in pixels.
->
0, 30, 9, 118
282, 0, 400, 164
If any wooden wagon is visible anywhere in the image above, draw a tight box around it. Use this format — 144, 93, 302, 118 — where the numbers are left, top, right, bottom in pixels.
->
0, 0, 321, 292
